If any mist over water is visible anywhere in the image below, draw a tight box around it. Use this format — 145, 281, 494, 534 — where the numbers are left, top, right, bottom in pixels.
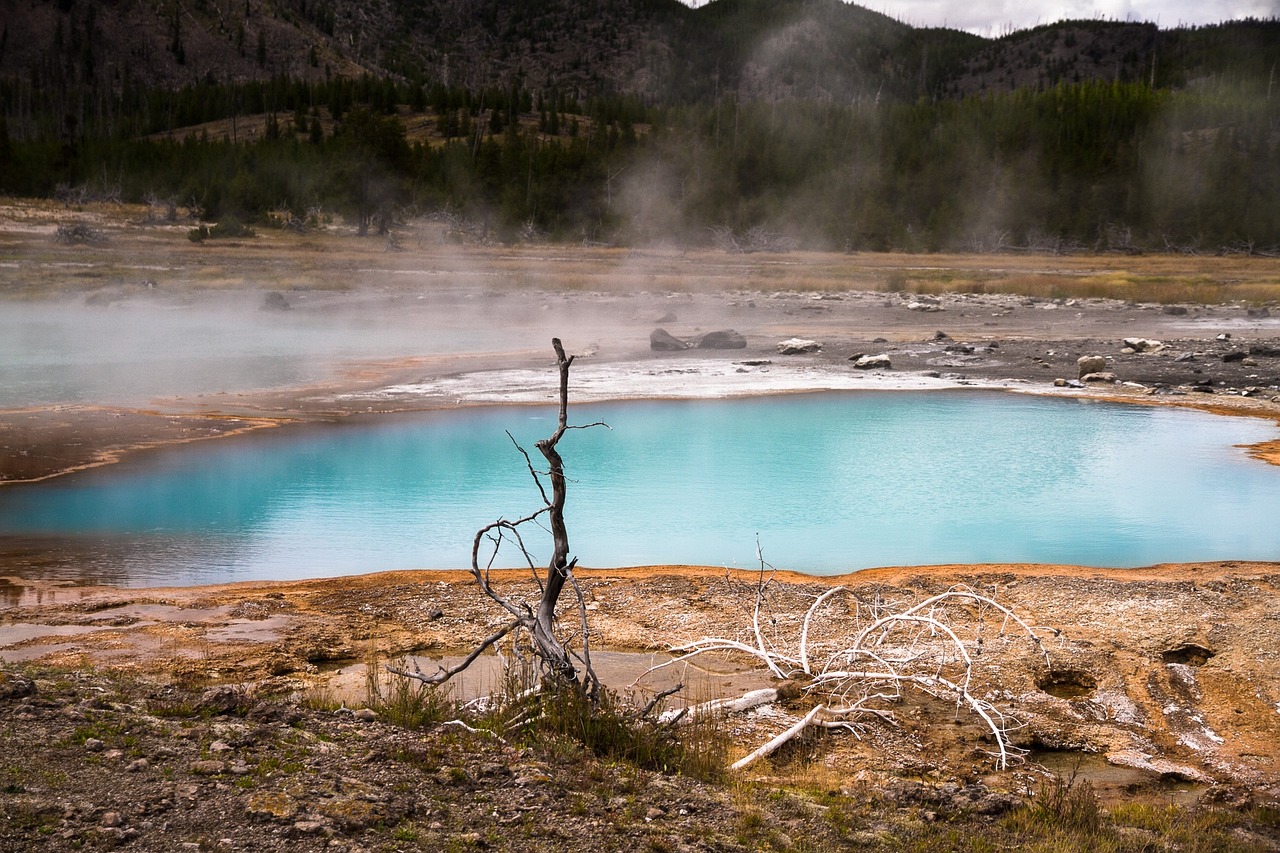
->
0, 295, 562, 407
1, 391, 1277, 587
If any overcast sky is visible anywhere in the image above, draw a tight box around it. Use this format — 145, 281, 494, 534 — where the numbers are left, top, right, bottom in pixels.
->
684, 1, 1279, 36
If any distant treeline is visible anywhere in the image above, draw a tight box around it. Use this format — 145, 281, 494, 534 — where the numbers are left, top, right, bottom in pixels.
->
1, 73, 1276, 251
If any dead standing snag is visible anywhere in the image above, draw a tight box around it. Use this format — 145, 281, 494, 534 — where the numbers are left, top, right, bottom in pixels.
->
390, 339, 608, 698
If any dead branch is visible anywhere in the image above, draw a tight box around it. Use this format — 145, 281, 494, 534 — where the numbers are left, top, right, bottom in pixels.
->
639, 576, 1050, 772
392, 339, 607, 701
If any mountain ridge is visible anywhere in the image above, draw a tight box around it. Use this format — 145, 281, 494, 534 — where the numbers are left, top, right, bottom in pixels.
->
2, 0, 1276, 104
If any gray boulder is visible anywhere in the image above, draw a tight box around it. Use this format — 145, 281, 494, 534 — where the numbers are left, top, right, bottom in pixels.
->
696, 329, 747, 349
650, 328, 690, 351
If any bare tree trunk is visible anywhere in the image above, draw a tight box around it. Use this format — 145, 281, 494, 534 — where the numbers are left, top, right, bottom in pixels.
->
533, 338, 576, 683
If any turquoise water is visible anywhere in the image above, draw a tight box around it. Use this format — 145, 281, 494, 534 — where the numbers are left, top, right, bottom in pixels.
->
1, 391, 1278, 586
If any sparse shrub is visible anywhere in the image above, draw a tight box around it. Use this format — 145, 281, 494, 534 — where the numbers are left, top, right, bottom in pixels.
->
188, 217, 256, 242
366, 656, 456, 730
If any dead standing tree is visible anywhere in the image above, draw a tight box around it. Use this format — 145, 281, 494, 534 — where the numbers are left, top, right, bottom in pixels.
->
390, 339, 606, 699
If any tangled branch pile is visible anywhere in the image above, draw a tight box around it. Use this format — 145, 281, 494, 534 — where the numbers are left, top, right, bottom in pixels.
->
644, 566, 1052, 771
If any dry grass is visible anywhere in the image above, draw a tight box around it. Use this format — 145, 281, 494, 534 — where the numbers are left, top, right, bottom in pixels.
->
3, 199, 1280, 304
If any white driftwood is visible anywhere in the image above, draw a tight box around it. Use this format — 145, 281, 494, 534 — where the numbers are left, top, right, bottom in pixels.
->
642, 582, 1049, 771
730, 704, 827, 770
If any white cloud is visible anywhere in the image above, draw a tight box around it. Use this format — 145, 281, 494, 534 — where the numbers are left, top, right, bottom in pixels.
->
681, 1, 1278, 36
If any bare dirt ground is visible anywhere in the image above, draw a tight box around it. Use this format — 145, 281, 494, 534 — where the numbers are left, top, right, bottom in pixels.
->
3, 200, 1280, 850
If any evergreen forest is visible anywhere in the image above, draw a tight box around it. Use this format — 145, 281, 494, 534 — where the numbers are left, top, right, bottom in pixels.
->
2, 1, 1277, 253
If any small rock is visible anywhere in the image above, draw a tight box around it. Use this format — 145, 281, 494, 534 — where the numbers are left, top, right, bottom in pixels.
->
1122, 337, 1164, 353
931, 330, 952, 341
262, 291, 290, 311
1082, 372, 1117, 383
649, 328, 690, 351
645, 807, 666, 821
1174, 351, 1196, 362
1223, 350, 1248, 363
0, 672, 36, 700
1077, 355, 1107, 378
851, 354, 892, 370
190, 760, 227, 776
125, 758, 149, 772
777, 338, 822, 355
1217, 333, 1232, 341
1241, 357, 1258, 367
907, 300, 943, 312
209, 740, 233, 753
84, 738, 105, 752
100, 812, 125, 828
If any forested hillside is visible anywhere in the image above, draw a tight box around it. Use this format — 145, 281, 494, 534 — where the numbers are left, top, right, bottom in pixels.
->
1, 0, 1277, 252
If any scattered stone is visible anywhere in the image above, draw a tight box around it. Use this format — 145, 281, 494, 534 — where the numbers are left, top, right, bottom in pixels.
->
1082, 372, 1117, 383
0, 671, 36, 700
776, 338, 822, 355
649, 328, 690, 351
851, 354, 892, 370
695, 329, 747, 349
1077, 355, 1107, 378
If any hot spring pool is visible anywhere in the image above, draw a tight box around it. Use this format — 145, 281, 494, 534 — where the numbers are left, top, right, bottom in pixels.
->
1, 391, 1277, 587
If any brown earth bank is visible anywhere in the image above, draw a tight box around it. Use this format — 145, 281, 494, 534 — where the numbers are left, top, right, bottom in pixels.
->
4, 562, 1280, 850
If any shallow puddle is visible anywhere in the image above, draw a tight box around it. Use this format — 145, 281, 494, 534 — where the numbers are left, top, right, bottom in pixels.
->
1030, 750, 1207, 805
322, 649, 773, 707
